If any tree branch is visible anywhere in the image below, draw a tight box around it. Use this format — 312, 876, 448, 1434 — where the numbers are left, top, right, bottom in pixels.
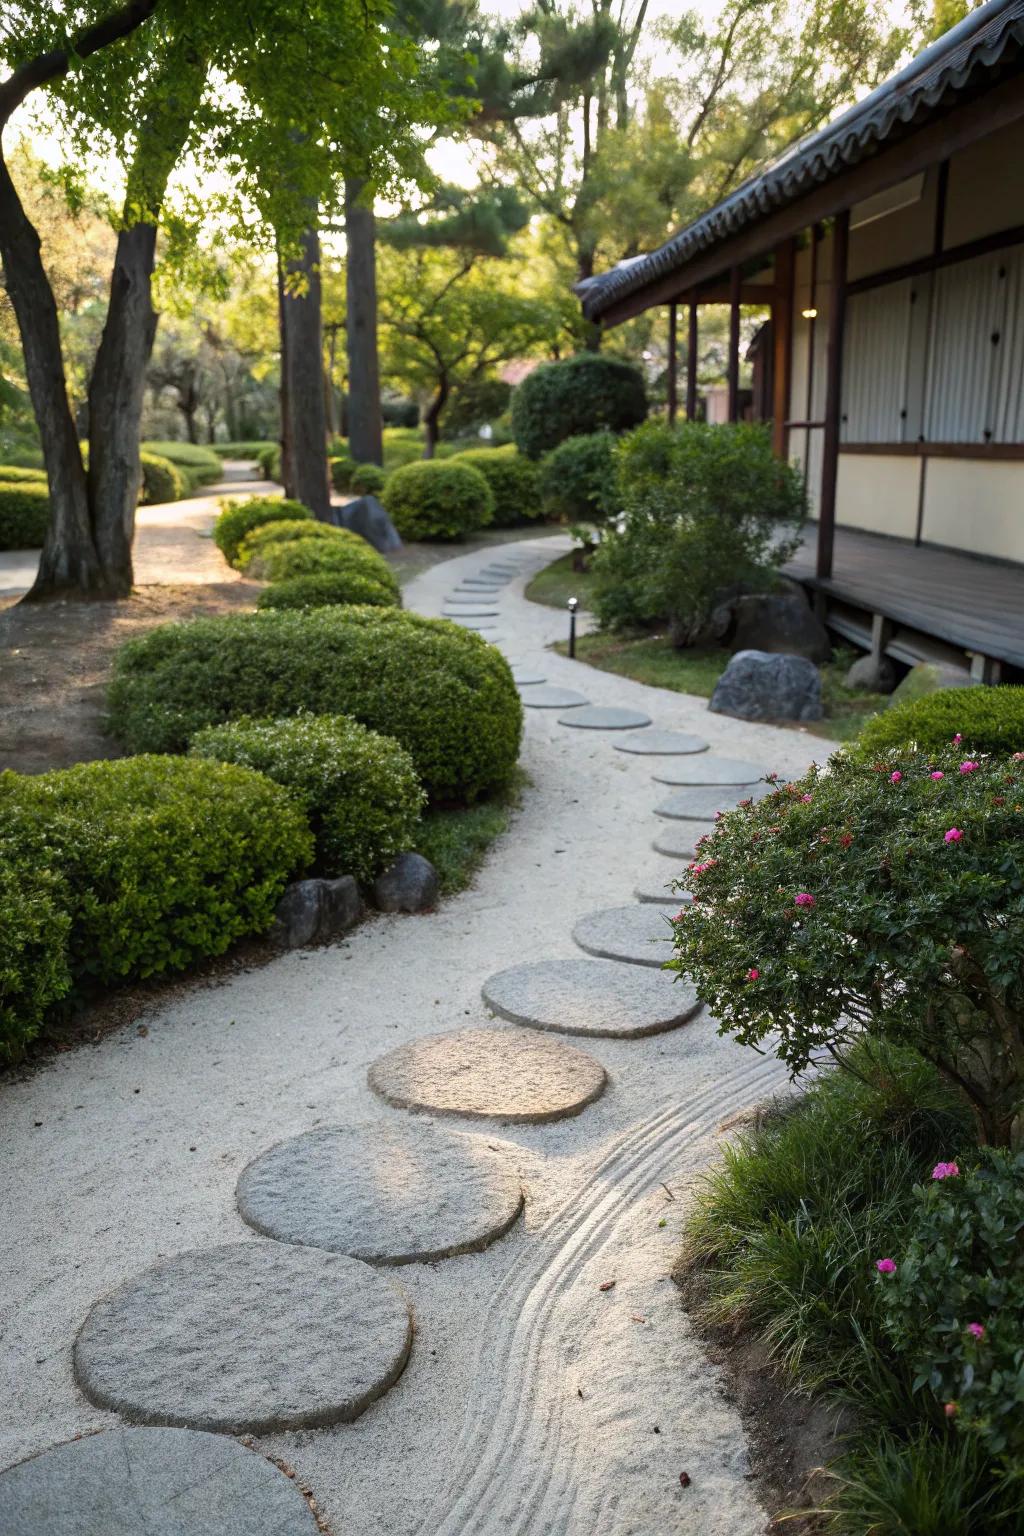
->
0, 0, 160, 128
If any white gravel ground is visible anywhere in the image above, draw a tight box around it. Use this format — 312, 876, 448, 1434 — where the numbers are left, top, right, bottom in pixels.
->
0, 534, 835, 1535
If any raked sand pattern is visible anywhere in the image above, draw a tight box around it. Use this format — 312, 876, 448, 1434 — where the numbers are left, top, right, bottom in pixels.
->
0, 533, 827, 1534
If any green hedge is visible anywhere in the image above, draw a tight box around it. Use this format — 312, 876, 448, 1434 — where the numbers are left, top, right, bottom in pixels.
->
0, 849, 71, 1061
258, 445, 281, 481
511, 353, 648, 459
108, 607, 523, 802
855, 686, 1024, 760
212, 441, 276, 459
0, 482, 49, 548
0, 756, 311, 992
213, 496, 313, 567
383, 459, 494, 541
330, 455, 355, 492
351, 463, 387, 495
191, 714, 425, 881
537, 432, 617, 523
139, 452, 185, 505
247, 535, 399, 591
451, 444, 541, 526
235, 519, 360, 571
141, 441, 222, 490
257, 571, 399, 611
0, 465, 47, 483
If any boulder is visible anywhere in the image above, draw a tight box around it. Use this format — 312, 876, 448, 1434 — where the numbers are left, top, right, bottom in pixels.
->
844, 652, 898, 694
730, 588, 831, 663
709, 649, 823, 722
272, 876, 364, 947
371, 852, 439, 914
336, 494, 402, 553
888, 661, 974, 708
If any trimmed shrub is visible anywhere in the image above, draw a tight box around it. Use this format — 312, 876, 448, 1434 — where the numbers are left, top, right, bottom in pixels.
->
258, 571, 398, 611
452, 444, 540, 526
141, 441, 222, 490
108, 607, 523, 802
212, 496, 313, 567
235, 519, 366, 571
383, 459, 494, 541
330, 454, 355, 492
191, 714, 425, 882
0, 482, 49, 548
0, 757, 311, 987
139, 452, 185, 505
382, 428, 424, 474
258, 444, 281, 481
0, 465, 47, 483
511, 353, 647, 459
212, 441, 275, 459
350, 462, 387, 495
856, 686, 1024, 761
247, 536, 400, 591
381, 398, 419, 428
0, 850, 72, 1061
669, 748, 1024, 1147
537, 432, 617, 523
591, 421, 805, 642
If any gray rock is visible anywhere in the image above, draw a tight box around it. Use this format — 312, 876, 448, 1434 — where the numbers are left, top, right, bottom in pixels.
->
272, 876, 364, 947
709, 649, 823, 722
371, 852, 439, 913
336, 494, 402, 553
482, 957, 700, 1038
557, 705, 652, 730
731, 590, 831, 663
845, 653, 898, 693
237, 1122, 523, 1265
0, 1428, 319, 1536
889, 660, 974, 706
571, 905, 678, 968
613, 730, 709, 756
73, 1242, 411, 1433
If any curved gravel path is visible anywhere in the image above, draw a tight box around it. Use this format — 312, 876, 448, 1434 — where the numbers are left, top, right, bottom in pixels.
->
0, 532, 827, 1535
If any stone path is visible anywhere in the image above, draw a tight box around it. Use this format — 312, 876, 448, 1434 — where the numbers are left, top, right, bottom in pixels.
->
0, 532, 826, 1535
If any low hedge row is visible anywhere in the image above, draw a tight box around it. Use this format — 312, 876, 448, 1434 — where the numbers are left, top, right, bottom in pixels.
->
257, 571, 398, 611
142, 441, 222, 490
212, 441, 276, 459
248, 536, 398, 590
383, 459, 494, 541
213, 497, 312, 567
0, 482, 49, 548
108, 607, 523, 802
856, 685, 1024, 760
138, 452, 186, 505
0, 465, 47, 483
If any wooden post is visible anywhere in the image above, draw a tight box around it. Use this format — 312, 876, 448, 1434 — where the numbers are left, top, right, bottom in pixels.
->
772, 239, 795, 458
817, 209, 850, 583
686, 299, 698, 421
727, 265, 741, 422
667, 302, 678, 424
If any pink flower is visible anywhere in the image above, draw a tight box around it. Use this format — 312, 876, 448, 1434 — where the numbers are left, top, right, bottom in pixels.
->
794, 892, 815, 907
801, 793, 813, 803
945, 1401, 958, 1418
931, 771, 944, 780
1013, 752, 1024, 762
953, 733, 962, 745
944, 827, 964, 844
890, 771, 902, 784
967, 1322, 985, 1340
839, 832, 853, 849
960, 761, 979, 774
932, 1161, 960, 1180
674, 909, 689, 922
746, 968, 760, 981
875, 1258, 897, 1276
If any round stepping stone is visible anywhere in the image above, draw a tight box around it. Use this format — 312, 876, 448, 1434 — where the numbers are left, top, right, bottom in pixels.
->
511, 668, 546, 686
443, 608, 499, 619
613, 730, 709, 756
572, 904, 676, 967
635, 877, 693, 906
0, 1428, 319, 1536
482, 958, 701, 1038
368, 1027, 606, 1123
557, 705, 651, 730
654, 782, 776, 820
651, 755, 767, 787
445, 593, 502, 605
451, 619, 498, 632
73, 1242, 411, 1433
237, 1122, 523, 1265
652, 823, 716, 859
521, 685, 589, 709
461, 578, 508, 588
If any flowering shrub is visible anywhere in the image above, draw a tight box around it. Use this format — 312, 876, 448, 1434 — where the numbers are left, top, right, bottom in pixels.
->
668, 748, 1024, 1146
881, 1150, 1024, 1471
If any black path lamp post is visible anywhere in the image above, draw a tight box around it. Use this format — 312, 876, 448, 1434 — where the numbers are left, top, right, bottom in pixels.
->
567, 596, 578, 659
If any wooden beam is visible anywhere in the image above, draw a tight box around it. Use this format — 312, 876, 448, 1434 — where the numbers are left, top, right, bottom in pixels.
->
669, 280, 777, 305
686, 299, 698, 421
817, 210, 850, 582
772, 239, 795, 457
727, 265, 741, 422
839, 440, 1024, 461
597, 74, 1024, 327
667, 302, 678, 424
847, 219, 1024, 296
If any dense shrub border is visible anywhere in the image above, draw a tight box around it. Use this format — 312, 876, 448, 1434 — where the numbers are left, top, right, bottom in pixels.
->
0, 482, 49, 548
213, 496, 313, 567
246, 536, 398, 589
383, 459, 494, 541
451, 445, 541, 526
350, 463, 387, 495
856, 685, 1024, 760
108, 607, 523, 802
537, 432, 617, 523
236, 519, 362, 569
257, 571, 398, 610
511, 353, 647, 459
139, 452, 185, 505
141, 440, 222, 490
0, 852, 71, 1060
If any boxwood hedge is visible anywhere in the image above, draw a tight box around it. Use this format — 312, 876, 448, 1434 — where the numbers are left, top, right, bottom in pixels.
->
0, 482, 49, 548
855, 685, 1024, 760
108, 607, 523, 802
257, 571, 398, 610
451, 445, 541, 526
213, 496, 313, 567
191, 715, 425, 881
141, 440, 222, 490
139, 452, 185, 505
246, 535, 399, 593
383, 459, 494, 541
511, 353, 648, 459
0, 849, 71, 1061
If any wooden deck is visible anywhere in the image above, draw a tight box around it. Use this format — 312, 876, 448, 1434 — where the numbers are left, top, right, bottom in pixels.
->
785, 526, 1024, 675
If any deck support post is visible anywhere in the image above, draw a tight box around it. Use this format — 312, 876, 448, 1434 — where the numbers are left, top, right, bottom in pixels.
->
817, 210, 849, 582
686, 298, 698, 421
667, 302, 678, 424
772, 240, 795, 458
727, 265, 741, 422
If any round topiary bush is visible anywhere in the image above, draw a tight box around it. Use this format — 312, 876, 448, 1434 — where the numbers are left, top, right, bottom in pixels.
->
350, 463, 387, 495
537, 432, 617, 523
451, 445, 541, 526
0, 757, 312, 989
235, 519, 365, 571
108, 607, 523, 802
213, 496, 313, 567
190, 715, 425, 882
139, 452, 185, 505
247, 536, 400, 594
257, 571, 399, 610
855, 686, 1024, 761
0, 483, 49, 548
0, 851, 71, 1061
141, 440, 222, 490
383, 459, 494, 541
330, 455, 355, 492
511, 353, 648, 460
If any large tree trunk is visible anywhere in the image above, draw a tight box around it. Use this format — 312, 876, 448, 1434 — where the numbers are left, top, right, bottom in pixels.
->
279, 224, 330, 519
276, 253, 293, 493
344, 178, 383, 466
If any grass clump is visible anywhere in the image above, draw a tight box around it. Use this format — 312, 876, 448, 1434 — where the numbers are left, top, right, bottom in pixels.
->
414, 770, 525, 895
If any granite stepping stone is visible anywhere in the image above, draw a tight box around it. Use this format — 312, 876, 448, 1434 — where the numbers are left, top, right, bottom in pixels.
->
654, 782, 776, 820
651, 755, 768, 787
451, 619, 498, 631
368, 1027, 606, 1123
511, 668, 546, 686
237, 1122, 523, 1265
635, 877, 693, 905
613, 730, 709, 755
652, 823, 716, 859
482, 957, 701, 1038
73, 1242, 411, 1434
461, 577, 509, 587
0, 1429, 319, 1536
557, 705, 652, 730
572, 904, 677, 967
521, 685, 589, 709
445, 593, 502, 605
443, 608, 499, 618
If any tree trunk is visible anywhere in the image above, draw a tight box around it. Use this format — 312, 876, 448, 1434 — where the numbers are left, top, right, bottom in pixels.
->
280, 224, 330, 519
345, 178, 383, 466
423, 378, 448, 458
276, 253, 293, 494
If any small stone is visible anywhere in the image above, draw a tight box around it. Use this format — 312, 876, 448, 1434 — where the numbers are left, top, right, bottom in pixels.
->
320, 876, 365, 935
613, 731, 709, 756
521, 685, 589, 709
334, 494, 402, 554
709, 650, 823, 722
371, 853, 439, 913
730, 590, 831, 663
844, 653, 897, 693
889, 660, 974, 706
557, 706, 652, 730
271, 877, 364, 947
